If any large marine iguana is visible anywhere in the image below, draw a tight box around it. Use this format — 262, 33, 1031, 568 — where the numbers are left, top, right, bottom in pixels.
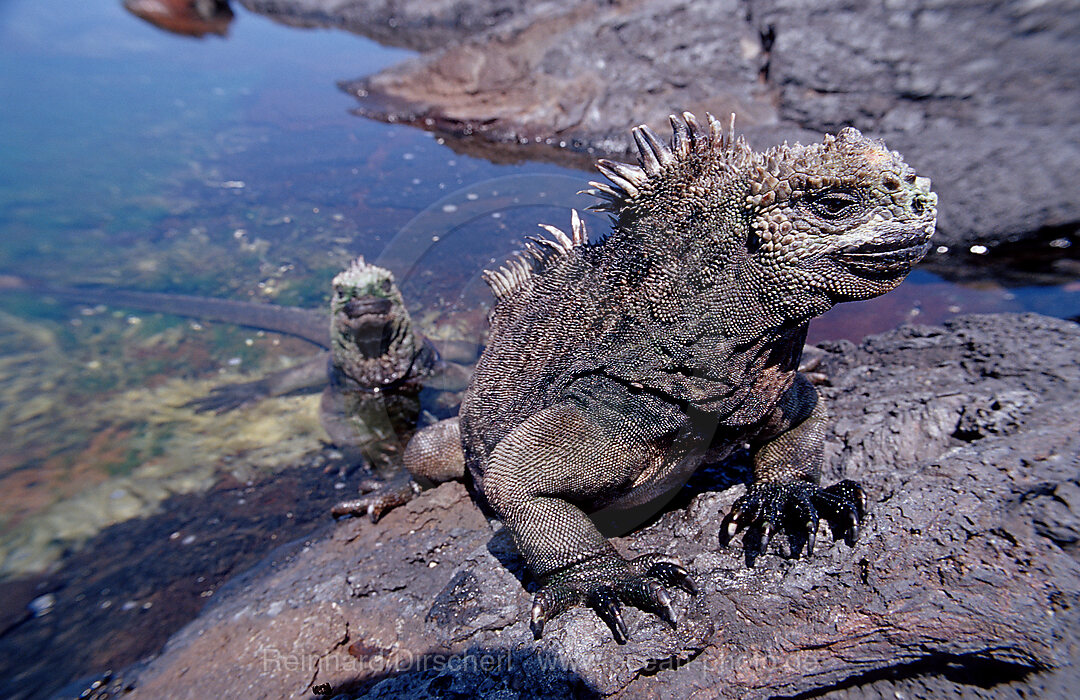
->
344, 113, 937, 643
1, 259, 472, 476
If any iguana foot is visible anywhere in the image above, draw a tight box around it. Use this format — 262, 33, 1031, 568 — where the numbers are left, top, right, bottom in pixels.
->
530, 553, 695, 644
330, 476, 420, 522
719, 479, 866, 556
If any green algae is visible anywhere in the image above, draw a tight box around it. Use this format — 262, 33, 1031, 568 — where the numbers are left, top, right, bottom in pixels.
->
0, 308, 327, 578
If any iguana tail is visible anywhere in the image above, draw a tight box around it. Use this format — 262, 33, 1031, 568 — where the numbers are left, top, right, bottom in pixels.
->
0, 274, 330, 349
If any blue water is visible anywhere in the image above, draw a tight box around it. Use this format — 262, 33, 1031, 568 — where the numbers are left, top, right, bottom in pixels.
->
0, 0, 582, 295
0, 0, 593, 576
0, 2, 387, 268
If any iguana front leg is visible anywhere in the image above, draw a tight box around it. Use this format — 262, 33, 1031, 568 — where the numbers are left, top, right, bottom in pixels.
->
480, 401, 695, 643
720, 374, 866, 556
331, 417, 466, 520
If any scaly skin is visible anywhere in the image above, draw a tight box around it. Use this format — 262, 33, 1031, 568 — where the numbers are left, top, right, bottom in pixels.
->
173, 257, 448, 476
398, 112, 937, 643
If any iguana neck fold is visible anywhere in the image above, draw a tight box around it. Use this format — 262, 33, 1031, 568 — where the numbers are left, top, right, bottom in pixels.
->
612, 180, 821, 344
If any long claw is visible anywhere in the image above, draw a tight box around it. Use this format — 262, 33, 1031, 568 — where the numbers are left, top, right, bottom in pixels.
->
727, 518, 741, 540
805, 521, 817, 558
723, 479, 866, 558
720, 507, 744, 544
665, 562, 689, 579
645, 561, 697, 596
846, 516, 861, 547
655, 587, 676, 629
530, 602, 546, 640
589, 588, 629, 644
760, 521, 774, 552
533, 554, 697, 643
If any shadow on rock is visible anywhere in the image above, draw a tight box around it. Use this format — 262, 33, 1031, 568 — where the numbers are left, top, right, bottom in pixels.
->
313, 645, 605, 699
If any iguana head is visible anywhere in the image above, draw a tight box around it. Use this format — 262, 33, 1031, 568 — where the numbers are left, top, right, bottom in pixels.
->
743, 127, 937, 308
587, 113, 937, 329
329, 258, 424, 388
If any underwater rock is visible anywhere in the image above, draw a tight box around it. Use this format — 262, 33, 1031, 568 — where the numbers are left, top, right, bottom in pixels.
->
0, 453, 354, 700
116, 313, 1080, 699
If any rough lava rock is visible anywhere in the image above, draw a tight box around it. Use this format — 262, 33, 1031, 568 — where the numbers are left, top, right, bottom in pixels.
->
242, 0, 1080, 250
120, 313, 1080, 699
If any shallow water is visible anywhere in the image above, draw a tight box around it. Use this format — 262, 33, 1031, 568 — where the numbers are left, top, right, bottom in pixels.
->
0, 0, 1077, 695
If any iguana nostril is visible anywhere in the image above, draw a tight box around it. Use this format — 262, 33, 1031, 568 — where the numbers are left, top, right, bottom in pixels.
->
912, 194, 926, 216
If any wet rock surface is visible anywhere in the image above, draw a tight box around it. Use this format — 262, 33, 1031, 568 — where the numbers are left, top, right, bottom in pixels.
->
243, 0, 1080, 249
113, 313, 1080, 699
0, 453, 353, 700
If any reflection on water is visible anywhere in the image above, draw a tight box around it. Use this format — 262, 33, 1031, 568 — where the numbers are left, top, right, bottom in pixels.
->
124, 0, 235, 38
0, 0, 1077, 694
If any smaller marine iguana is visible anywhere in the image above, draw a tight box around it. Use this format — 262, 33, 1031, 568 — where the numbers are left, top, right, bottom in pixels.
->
341, 113, 938, 643
1, 259, 472, 476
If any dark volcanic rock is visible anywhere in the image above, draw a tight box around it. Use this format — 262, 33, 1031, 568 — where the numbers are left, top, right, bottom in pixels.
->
246, 0, 1080, 249
122, 313, 1080, 699
238, 0, 526, 51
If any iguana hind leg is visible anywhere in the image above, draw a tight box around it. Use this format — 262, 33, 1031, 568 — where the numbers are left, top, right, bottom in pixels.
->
479, 402, 694, 643
719, 374, 866, 557
184, 351, 331, 413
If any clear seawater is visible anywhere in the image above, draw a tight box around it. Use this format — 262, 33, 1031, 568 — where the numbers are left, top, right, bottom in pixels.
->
0, 0, 1077, 694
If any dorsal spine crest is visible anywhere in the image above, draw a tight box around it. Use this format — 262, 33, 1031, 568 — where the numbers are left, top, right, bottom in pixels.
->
482, 210, 587, 303
584, 112, 748, 214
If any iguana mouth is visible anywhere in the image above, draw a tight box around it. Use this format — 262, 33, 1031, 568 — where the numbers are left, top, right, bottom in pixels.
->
834, 238, 932, 276
342, 296, 393, 319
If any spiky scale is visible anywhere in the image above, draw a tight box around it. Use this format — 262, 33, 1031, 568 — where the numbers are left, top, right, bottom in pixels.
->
607, 160, 648, 188
683, 111, 709, 154
539, 224, 574, 249
670, 114, 690, 158
641, 124, 675, 167
632, 125, 670, 174
586, 181, 621, 199
706, 112, 725, 149
596, 160, 641, 197
527, 236, 566, 257
570, 210, 587, 245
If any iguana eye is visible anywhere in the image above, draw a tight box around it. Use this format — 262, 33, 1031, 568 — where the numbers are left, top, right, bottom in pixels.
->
808, 191, 860, 219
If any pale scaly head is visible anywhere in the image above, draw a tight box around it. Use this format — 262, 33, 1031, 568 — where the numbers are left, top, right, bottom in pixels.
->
329, 258, 419, 387
743, 127, 937, 312
586, 113, 937, 327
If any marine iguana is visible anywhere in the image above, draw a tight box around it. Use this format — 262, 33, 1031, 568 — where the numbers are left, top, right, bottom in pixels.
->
345, 113, 937, 643
1, 259, 472, 476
